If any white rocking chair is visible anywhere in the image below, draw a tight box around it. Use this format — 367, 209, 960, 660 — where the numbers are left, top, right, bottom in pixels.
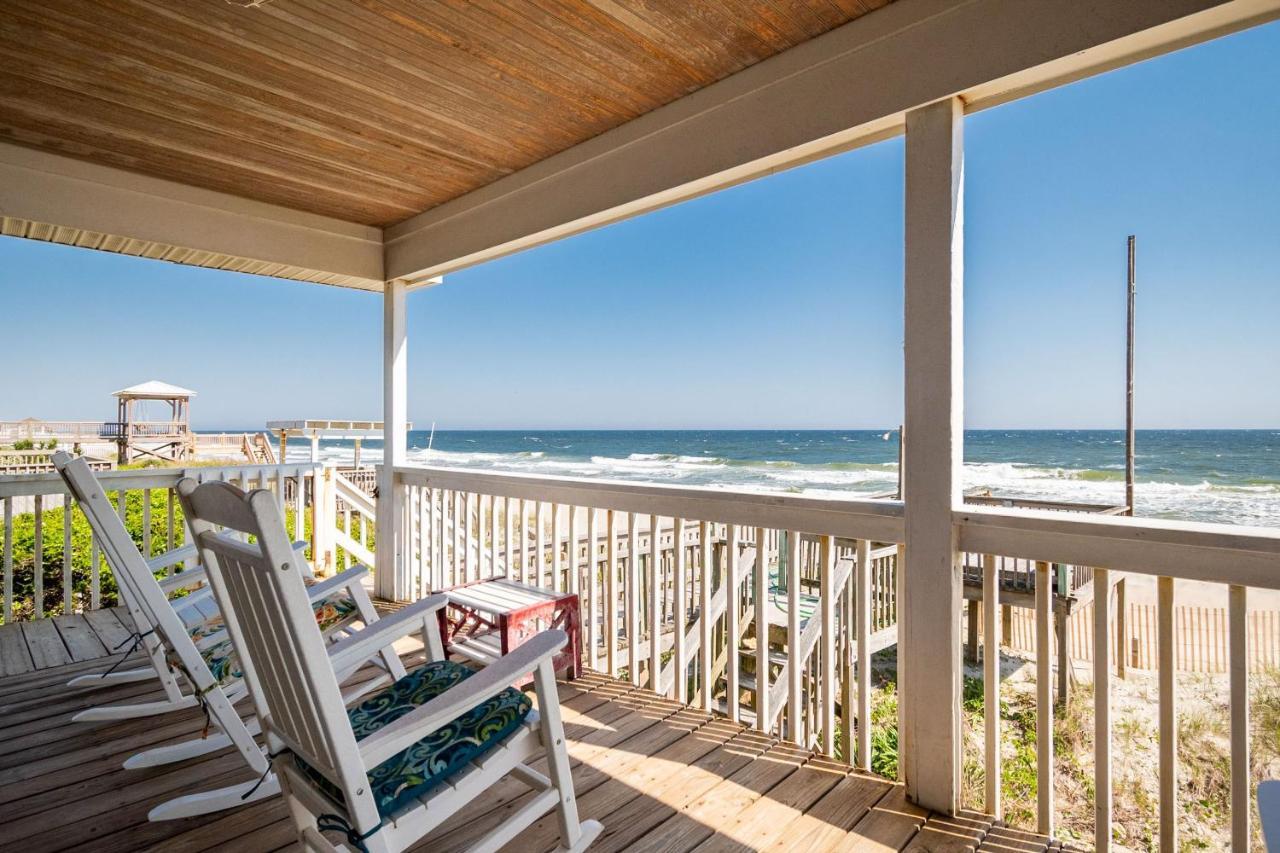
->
179, 476, 603, 853
52, 451, 406, 820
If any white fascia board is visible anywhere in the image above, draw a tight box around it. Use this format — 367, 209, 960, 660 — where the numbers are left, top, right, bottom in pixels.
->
385, 0, 1280, 283
0, 143, 384, 289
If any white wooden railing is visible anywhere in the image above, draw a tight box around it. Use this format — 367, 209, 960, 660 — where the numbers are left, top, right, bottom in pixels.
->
386, 463, 1280, 849
0, 420, 117, 442
393, 464, 903, 764
957, 506, 1280, 849
0, 462, 327, 622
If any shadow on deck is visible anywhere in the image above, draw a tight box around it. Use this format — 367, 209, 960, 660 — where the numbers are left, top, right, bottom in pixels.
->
0, 612, 1062, 852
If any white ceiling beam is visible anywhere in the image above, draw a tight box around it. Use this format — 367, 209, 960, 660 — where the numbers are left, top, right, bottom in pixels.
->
404, 276, 444, 293
385, 0, 1280, 283
0, 143, 384, 290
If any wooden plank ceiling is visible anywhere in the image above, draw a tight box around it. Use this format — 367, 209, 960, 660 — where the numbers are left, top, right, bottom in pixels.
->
0, 0, 891, 228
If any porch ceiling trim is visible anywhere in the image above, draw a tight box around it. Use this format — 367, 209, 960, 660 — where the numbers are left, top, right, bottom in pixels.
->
385, 0, 1280, 284
0, 143, 383, 290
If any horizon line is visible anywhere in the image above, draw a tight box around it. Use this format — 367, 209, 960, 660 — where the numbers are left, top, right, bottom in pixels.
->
192, 425, 1280, 433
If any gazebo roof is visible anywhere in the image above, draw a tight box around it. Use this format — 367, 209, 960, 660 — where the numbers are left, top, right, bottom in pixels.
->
112, 381, 196, 400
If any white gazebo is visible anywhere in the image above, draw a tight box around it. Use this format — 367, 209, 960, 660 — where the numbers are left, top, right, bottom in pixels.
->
111, 380, 196, 463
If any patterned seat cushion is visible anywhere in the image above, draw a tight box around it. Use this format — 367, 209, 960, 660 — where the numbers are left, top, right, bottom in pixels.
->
296, 659, 534, 819
198, 635, 242, 685
185, 589, 360, 686
186, 586, 359, 646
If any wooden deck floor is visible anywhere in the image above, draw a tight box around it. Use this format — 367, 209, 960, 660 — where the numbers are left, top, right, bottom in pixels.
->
0, 613, 1063, 852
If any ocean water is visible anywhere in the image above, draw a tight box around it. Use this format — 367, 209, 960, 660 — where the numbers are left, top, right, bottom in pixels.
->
280, 429, 1280, 528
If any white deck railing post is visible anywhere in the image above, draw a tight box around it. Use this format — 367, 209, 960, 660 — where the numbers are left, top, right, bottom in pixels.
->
901, 95, 964, 814
376, 279, 409, 600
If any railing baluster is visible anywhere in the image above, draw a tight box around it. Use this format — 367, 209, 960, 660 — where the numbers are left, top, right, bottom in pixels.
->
673, 517, 688, 703
504, 496, 513, 581
1229, 583, 1249, 850
607, 509, 619, 677
553, 503, 564, 592
1035, 559, 1054, 836
1158, 575, 1176, 852
443, 490, 453, 587
431, 489, 440, 590
536, 501, 546, 588
700, 520, 713, 713
62, 498, 73, 613
293, 472, 305, 544
726, 524, 740, 724
427, 488, 438, 590
569, 505, 581, 600
486, 491, 496, 578
90, 519, 102, 609
787, 530, 802, 744
1095, 566, 1112, 852
649, 513, 661, 692
33, 494, 43, 618
418, 487, 430, 597
983, 553, 1001, 819
855, 539, 871, 771
755, 525, 770, 733
3, 497, 12, 622
628, 513, 640, 686
516, 498, 526, 584
586, 506, 599, 670
166, 488, 177, 572
476, 493, 487, 579
473, 491, 484, 582
820, 535, 835, 757
453, 491, 463, 585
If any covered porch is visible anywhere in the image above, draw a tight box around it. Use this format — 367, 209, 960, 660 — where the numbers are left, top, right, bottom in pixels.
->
3, 1, 1280, 850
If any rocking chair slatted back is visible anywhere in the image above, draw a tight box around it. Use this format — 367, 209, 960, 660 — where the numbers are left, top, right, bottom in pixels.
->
53, 452, 190, 664
179, 480, 366, 802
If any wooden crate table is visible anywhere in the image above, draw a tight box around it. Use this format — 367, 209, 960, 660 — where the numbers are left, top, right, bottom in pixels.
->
437, 579, 581, 682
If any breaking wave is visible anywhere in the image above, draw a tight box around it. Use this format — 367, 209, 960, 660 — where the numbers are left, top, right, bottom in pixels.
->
282, 436, 1280, 527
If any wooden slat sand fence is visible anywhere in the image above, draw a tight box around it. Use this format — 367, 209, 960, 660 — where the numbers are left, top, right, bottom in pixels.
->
994, 603, 1280, 674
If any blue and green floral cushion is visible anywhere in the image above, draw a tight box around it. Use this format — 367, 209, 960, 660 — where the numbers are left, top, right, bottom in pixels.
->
198, 635, 242, 685
185, 587, 359, 648
180, 592, 358, 687
296, 659, 533, 818
310, 589, 360, 633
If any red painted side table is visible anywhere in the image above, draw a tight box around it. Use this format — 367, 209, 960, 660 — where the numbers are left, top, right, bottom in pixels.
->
437, 578, 581, 683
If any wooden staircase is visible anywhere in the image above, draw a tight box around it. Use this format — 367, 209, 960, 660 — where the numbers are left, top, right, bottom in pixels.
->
241, 431, 277, 464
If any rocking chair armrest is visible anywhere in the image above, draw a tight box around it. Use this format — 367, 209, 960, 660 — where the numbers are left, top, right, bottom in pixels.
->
155, 561, 206, 596
304, 565, 369, 602
150, 543, 199, 575
327, 593, 450, 679
358, 629, 567, 769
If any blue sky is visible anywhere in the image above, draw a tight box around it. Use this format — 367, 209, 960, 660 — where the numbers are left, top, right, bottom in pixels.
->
2, 22, 1277, 431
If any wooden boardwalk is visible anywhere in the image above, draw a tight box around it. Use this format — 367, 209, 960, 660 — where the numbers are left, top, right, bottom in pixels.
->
0, 613, 1062, 852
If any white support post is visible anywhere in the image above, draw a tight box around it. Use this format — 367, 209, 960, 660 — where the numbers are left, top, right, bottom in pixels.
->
901, 95, 964, 814
376, 280, 408, 601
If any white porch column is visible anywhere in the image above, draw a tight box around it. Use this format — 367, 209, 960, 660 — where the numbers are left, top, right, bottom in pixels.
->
376, 279, 408, 600
901, 96, 964, 814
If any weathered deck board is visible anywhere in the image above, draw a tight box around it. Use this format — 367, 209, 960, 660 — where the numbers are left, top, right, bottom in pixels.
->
83, 606, 135, 649
19, 617, 72, 669
0, 604, 131, 678
0, 618, 35, 676
53, 612, 109, 661
0, 610, 1063, 852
